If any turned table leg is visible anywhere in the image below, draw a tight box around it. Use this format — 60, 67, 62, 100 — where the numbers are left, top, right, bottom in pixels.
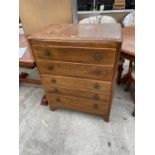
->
124, 60, 133, 91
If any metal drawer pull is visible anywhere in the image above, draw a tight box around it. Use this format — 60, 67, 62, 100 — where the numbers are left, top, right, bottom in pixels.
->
94, 69, 102, 76
93, 94, 100, 101
50, 79, 56, 83
56, 97, 61, 102
94, 53, 103, 61
43, 49, 49, 56
47, 64, 54, 70
93, 103, 98, 109
94, 83, 100, 89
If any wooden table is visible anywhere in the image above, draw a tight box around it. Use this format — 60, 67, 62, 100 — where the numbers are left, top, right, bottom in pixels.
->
117, 27, 135, 116
117, 27, 135, 88
19, 34, 41, 85
19, 34, 48, 106
19, 34, 35, 68
121, 27, 135, 61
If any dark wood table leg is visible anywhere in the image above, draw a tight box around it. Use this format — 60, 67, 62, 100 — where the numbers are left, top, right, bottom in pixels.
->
41, 95, 48, 106
117, 59, 134, 90
117, 57, 125, 84
132, 108, 135, 117
130, 79, 135, 117
124, 60, 133, 91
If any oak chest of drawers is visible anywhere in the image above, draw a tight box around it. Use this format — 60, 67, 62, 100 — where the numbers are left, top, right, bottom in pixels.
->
28, 24, 122, 122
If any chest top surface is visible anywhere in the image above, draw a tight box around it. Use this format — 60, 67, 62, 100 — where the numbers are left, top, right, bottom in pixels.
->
28, 24, 122, 43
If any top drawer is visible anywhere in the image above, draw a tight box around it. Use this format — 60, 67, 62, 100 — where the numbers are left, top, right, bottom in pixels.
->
32, 46, 116, 65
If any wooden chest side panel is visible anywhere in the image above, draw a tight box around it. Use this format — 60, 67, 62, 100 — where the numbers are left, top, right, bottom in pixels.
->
42, 74, 111, 95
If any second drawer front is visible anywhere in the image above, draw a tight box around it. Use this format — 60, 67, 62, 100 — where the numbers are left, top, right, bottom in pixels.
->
47, 94, 108, 115
45, 86, 110, 103
37, 60, 113, 81
42, 74, 111, 95
32, 46, 116, 65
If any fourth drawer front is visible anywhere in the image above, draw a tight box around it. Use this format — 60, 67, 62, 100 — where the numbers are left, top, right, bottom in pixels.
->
45, 85, 110, 103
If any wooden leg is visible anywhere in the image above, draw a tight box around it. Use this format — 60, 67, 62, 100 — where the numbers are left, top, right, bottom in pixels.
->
124, 75, 133, 91
50, 106, 56, 111
50, 104, 57, 111
41, 95, 48, 106
130, 79, 135, 117
103, 115, 110, 122
132, 107, 135, 117
117, 57, 125, 84
124, 60, 133, 91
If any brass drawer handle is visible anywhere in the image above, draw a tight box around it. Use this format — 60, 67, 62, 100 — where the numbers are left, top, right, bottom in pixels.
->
93, 103, 98, 109
94, 53, 103, 61
47, 64, 54, 70
93, 94, 100, 101
50, 79, 56, 83
56, 97, 61, 102
93, 69, 102, 76
94, 83, 100, 89
43, 49, 50, 56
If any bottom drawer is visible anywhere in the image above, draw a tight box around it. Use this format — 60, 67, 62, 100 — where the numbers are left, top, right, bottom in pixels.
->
47, 94, 108, 115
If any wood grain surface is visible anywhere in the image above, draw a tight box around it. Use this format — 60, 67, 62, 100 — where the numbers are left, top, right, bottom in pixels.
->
32, 46, 116, 65
45, 85, 110, 102
42, 74, 111, 94
37, 60, 113, 81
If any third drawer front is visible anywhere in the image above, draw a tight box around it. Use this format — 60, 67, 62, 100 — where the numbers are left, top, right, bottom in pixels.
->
32, 46, 116, 65
42, 74, 111, 95
37, 60, 113, 81
47, 94, 108, 115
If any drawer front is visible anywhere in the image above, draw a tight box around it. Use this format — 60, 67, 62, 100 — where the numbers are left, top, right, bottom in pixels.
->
47, 94, 108, 115
42, 74, 111, 95
45, 86, 110, 103
32, 46, 116, 65
37, 60, 113, 81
